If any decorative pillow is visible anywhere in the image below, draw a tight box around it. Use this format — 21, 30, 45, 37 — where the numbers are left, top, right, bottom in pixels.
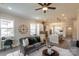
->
33, 37, 38, 43
28, 37, 34, 45
22, 38, 29, 47
35, 36, 41, 42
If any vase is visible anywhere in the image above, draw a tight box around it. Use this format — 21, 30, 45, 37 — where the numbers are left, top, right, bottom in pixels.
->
47, 48, 52, 55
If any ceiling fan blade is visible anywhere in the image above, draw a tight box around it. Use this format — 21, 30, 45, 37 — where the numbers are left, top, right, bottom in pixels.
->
35, 8, 42, 10
48, 7, 56, 10
44, 3, 47, 6
38, 3, 44, 6
47, 3, 52, 6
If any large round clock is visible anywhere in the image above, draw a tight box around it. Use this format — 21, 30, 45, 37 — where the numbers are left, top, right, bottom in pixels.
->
18, 24, 28, 34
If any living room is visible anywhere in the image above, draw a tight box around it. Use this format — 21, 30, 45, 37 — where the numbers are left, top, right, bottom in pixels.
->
0, 3, 79, 56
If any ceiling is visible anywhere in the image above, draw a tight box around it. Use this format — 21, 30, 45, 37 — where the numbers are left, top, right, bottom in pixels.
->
0, 3, 79, 22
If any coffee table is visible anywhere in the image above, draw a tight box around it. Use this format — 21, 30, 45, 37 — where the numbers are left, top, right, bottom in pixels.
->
42, 49, 59, 56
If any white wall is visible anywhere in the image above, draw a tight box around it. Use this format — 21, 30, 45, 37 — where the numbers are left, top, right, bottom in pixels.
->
73, 11, 79, 41
73, 20, 77, 41
0, 12, 30, 49
76, 12, 79, 40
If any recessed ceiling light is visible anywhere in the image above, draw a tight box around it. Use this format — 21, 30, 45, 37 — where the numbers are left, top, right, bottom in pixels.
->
34, 17, 41, 20
62, 14, 65, 16
64, 17, 67, 19
8, 7, 12, 10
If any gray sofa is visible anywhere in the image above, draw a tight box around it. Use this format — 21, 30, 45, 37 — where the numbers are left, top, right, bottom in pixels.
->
19, 36, 44, 56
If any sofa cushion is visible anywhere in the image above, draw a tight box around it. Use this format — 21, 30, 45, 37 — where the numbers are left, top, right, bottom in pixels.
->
28, 37, 35, 45
28, 37, 40, 45
33, 37, 38, 43
34, 43, 41, 47
35, 36, 41, 42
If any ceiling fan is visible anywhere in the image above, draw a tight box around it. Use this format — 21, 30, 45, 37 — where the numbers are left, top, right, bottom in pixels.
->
35, 3, 56, 13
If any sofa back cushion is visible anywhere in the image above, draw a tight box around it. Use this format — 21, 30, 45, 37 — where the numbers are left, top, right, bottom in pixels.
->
35, 36, 41, 42
28, 37, 36, 45
4, 40, 13, 45
19, 36, 41, 46
28, 36, 41, 45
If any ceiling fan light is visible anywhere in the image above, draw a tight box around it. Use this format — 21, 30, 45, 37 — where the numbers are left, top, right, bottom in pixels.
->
62, 14, 65, 16
42, 7, 48, 11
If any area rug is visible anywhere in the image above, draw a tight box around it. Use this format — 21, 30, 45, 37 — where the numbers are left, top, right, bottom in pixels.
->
7, 46, 73, 56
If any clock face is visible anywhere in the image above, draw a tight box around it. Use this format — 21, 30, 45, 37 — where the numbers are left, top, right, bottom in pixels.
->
18, 24, 28, 34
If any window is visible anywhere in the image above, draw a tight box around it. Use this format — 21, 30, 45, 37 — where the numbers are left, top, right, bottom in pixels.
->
30, 24, 40, 35
0, 19, 14, 37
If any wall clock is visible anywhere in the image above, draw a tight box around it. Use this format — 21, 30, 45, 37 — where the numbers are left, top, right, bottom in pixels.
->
18, 24, 28, 34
